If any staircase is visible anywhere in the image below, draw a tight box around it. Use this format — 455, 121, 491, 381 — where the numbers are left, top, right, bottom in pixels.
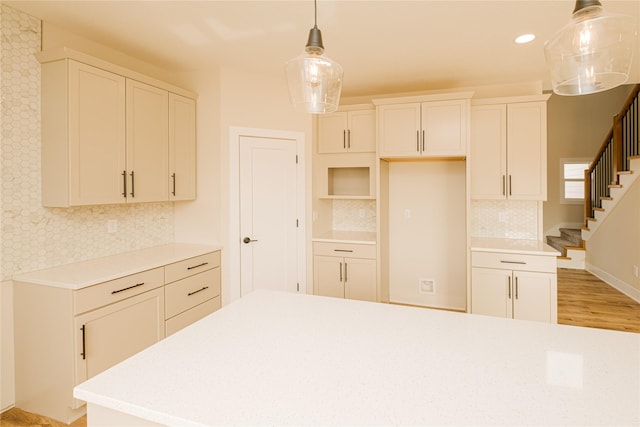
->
547, 84, 640, 269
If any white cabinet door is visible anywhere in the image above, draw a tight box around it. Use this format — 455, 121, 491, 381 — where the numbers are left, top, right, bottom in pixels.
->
377, 103, 421, 157
168, 93, 197, 201
318, 112, 349, 153
66, 60, 126, 206
344, 257, 377, 302
513, 271, 553, 323
318, 110, 375, 153
507, 102, 547, 200
421, 99, 467, 156
314, 255, 345, 298
471, 267, 511, 318
126, 80, 169, 202
347, 110, 376, 153
470, 104, 507, 199
74, 288, 165, 385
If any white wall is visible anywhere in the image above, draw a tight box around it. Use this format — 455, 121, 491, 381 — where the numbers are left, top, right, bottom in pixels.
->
586, 178, 640, 302
210, 66, 312, 305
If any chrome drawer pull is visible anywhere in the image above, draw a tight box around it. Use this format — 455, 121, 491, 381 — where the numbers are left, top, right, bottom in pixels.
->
333, 249, 353, 253
500, 260, 526, 265
188, 286, 209, 296
112, 282, 145, 294
187, 262, 209, 270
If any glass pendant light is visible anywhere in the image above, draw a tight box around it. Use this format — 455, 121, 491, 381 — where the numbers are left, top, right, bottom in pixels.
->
285, 0, 343, 114
544, 0, 637, 96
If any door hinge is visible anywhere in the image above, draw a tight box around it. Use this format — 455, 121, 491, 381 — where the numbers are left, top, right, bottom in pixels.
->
295, 154, 298, 164
296, 219, 299, 228
297, 282, 300, 292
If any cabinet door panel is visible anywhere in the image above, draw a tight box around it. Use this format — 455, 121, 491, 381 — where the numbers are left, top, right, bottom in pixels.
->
69, 61, 126, 205
313, 255, 344, 298
169, 93, 196, 201
126, 80, 169, 202
471, 268, 511, 318
344, 257, 376, 302
378, 103, 421, 157
75, 288, 164, 385
318, 112, 349, 153
422, 100, 467, 156
507, 102, 547, 200
513, 271, 552, 322
348, 110, 376, 153
470, 104, 507, 199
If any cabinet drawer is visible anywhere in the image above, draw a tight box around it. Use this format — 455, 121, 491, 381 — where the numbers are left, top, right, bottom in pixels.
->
74, 268, 164, 315
313, 242, 376, 259
165, 268, 220, 319
165, 297, 221, 336
471, 251, 556, 273
164, 251, 220, 284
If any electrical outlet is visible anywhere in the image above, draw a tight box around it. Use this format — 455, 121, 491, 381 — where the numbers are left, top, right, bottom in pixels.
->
419, 278, 435, 294
359, 209, 365, 218
107, 219, 118, 234
633, 265, 639, 278
498, 212, 508, 223
404, 208, 411, 219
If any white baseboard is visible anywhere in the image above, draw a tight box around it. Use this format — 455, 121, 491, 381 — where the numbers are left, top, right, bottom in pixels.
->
586, 263, 640, 304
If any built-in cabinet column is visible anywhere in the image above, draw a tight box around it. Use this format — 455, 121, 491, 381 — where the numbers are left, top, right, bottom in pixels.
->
470, 95, 550, 200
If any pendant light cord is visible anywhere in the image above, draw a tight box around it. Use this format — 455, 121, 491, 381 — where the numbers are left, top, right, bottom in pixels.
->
314, 0, 318, 28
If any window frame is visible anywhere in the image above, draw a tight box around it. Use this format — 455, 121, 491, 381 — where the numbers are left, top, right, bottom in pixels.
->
560, 158, 591, 205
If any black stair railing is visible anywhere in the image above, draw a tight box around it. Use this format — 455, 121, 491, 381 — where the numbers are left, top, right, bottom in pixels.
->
584, 84, 640, 228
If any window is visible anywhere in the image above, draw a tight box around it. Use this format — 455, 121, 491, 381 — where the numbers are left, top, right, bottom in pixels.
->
560, 158, 590, 204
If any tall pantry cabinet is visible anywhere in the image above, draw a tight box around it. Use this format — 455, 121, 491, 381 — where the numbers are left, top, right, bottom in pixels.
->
38, 48, 197, 206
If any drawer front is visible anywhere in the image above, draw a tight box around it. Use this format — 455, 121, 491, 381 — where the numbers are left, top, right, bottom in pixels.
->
471, 251, 557, 273
165, 268, 220, 319
165, 297, 221, 336
74, 267, 164, 315
165, 251, 220, 284
313, 242, 376, 259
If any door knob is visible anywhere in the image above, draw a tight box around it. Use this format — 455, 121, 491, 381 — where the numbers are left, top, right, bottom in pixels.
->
243, 237, 257, 244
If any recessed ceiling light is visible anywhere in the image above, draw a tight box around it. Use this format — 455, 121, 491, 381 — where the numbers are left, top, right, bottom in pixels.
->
515, 34, 536, 44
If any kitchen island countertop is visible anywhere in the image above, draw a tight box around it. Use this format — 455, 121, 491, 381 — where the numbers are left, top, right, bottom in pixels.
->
471, 236, 560, 256
75, 290, 639, 426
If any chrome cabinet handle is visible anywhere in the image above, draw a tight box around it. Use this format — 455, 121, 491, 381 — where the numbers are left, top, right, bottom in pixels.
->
171, 173, 176, 196
344, 262, 348, 283
502, 175, 506, 196
515, 276, 519, 300
339, 262, 343, 282
187, 262, 209, 270
129, 171, 135, 197
507, 276, 512, 299
422, 130, 425, 152
343, 130, 346, 149
416, 130, 420, 152
500, 260, 526, 265
509, 175, 512, 196
80, 324, 86, 360
347, 129, 351, 149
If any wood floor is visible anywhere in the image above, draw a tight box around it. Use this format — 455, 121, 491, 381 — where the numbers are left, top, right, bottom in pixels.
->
557, 268, 640, 333
2, 268, 638, 426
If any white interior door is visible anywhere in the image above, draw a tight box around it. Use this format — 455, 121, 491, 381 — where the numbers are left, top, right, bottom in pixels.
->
239, 136, 298, 296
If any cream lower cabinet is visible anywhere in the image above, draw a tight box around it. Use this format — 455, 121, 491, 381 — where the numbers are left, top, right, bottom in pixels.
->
313, 242, 377, 302
13, 247, 221, 424
471, 251, 557, 323
164, 251, 222, 336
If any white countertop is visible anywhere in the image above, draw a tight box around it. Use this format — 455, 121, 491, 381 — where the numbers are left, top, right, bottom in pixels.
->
471, 237, 561, 256
75, 290, 640, 426
313, 230, 377, 244
12, 243, 222, 289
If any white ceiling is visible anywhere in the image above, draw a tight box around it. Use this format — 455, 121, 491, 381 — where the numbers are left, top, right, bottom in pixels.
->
6, 0, 640, 97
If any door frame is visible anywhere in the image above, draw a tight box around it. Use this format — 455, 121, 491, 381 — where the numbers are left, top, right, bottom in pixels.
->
229, 127, 306, 302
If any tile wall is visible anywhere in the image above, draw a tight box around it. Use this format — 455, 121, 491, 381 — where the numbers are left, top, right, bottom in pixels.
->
470, 200, 539, 239
332, 199, 376, 232
0, 4, 174, 281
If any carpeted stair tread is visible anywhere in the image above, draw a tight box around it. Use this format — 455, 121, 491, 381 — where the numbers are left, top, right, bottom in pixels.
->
546, 236, 574, 257
559, 228, 582, 246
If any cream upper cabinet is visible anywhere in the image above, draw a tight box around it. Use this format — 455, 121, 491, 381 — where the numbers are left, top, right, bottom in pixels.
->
169, 93, 197, 201
126, 79, 169, 203
375, 94, 471, 158
38, 49, 197, 207
42, 60, 127, 206
470, 96, 550, 200
317, 108, 376, 153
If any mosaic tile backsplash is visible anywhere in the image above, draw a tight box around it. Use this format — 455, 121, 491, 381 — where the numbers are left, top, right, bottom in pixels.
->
332, 199, 376, 232
470, 200, 539, 239
1, 4, 174, 281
